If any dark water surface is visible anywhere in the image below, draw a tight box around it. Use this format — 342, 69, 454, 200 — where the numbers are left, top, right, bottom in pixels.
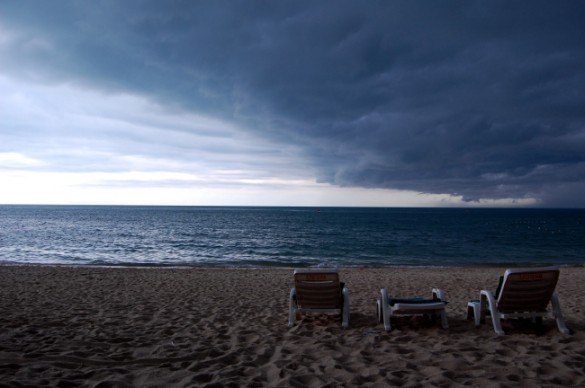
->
0, 206, 583, 267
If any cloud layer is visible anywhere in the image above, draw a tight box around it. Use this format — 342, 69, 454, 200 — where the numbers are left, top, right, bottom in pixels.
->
1, 1, 584, 206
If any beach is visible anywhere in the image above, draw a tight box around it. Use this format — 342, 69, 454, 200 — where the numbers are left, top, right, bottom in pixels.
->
1, 266, 584, 387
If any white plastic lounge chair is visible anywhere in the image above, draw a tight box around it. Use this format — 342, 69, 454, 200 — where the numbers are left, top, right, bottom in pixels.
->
288, 269, 349, 328
376, 288, 448, 331
467, 267, 570, 336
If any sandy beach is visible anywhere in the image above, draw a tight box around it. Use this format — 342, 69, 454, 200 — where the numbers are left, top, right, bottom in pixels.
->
1, 266, 584, 387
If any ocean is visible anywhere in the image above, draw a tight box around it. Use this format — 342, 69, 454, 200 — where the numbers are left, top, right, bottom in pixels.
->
0, 205, 583, 267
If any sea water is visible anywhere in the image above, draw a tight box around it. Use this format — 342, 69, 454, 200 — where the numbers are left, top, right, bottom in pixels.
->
0, 205, 583, 267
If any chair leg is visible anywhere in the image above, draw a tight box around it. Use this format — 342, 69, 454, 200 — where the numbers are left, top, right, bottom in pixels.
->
342, 287, 350, 328
466, 304, 474, 321
376, 299, 383, 324
482, 291, 505, 336
551, 292, 570, 335
384, 310, 392, 332
288, 288, 296, 328
440, 309, 449, 329
467, 301, 481, 327
380, 289, 392, 332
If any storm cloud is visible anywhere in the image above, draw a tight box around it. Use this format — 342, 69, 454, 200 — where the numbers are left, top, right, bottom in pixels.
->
1, 1, 584, 206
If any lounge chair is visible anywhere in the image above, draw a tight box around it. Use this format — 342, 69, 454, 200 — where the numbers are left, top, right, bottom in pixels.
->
288, 269, 349, 328
376, 288, 448, 331
467, 267, 570, 335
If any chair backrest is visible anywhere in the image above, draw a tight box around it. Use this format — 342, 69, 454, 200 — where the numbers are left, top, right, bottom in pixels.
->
497, 267, 560, 313
293, 270, 342, 309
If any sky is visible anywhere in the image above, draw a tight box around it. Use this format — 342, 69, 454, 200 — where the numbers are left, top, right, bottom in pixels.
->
1, 1, 584, 207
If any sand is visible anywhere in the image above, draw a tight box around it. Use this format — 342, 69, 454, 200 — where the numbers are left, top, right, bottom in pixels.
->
1, 266, 584, 387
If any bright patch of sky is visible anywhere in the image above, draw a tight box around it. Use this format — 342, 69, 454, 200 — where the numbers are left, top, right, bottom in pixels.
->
1, 75, 488, 206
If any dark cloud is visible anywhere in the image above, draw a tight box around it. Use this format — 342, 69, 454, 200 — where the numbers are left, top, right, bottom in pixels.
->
1, 0, 585, 206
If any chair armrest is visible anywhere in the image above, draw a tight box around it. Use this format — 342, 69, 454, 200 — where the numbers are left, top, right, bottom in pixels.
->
432, 288, 446, 301
480, 289, 496, 304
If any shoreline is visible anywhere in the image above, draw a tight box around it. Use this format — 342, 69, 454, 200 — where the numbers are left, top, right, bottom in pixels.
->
2, 266, 584, 386
1, 262, 583, 269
